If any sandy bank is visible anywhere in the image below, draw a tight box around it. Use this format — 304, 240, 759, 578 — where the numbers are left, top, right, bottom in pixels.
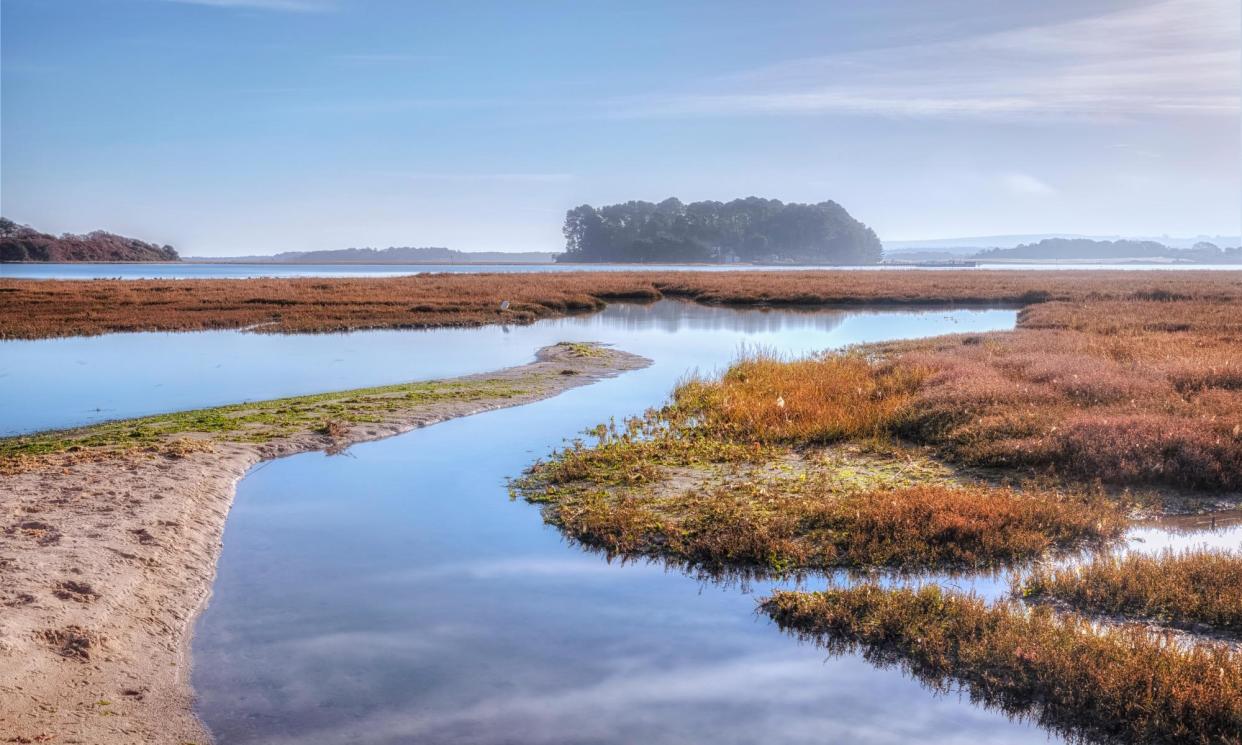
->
0, 343, 649, 745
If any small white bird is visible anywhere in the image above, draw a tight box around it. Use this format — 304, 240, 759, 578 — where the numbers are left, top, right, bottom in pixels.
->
499, 300, 511, 311
776, 396, 785, 409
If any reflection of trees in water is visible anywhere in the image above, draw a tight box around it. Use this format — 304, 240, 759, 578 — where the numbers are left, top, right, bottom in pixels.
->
591, 300, 849, 335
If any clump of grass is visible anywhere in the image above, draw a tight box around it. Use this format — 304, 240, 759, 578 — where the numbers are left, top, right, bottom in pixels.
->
559, 342, 607, 358
560, 481, 1120, 572
673, 351, 926, 444
518, 346, 1128, 574
318, 419, 351, 438
1016, 548, 1242, 635
518, 435, 1123, 573
762, 585, 1242, 745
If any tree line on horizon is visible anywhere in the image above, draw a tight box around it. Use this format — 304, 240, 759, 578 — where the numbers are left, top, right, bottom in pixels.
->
0, 218, 179, 263
558, 197, 883, 264
972, 237, 1240, 263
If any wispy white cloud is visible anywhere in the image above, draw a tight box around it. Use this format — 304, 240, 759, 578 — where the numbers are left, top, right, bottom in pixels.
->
1001, 172, 1057, 197
255, 650, 1013, 745
608, 0, 1240, 122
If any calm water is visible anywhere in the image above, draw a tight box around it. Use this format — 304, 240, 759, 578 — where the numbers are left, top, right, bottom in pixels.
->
188, 304, 1076, 745
1, 302, 1014, 435
14, 300, 1229, 743
3, 261, 1239, 280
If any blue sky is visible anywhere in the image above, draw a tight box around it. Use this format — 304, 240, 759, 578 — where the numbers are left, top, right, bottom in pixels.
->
2, 0, 1239, 255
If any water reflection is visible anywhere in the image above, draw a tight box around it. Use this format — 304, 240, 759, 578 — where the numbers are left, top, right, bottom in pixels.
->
0, 301, 1010, 435
186, 303, 1236, 744
192, 306, 1066, 745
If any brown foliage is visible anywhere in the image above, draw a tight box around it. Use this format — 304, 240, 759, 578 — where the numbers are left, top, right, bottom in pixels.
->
1018, 548, 1242, 635
2, 269, 1239, 339
544, 478, 1122, 573
673, 353, 927, 444
887, 298, 1242, 489
763, 585, 1242, 745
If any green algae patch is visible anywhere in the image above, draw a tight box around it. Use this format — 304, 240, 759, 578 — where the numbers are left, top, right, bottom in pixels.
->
1, 377, 528, 467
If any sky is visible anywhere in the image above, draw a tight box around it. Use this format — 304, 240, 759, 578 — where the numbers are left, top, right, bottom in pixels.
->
2, 0, 1239, 255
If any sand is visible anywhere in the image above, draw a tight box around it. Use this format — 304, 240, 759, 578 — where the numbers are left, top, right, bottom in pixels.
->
0, 343, 649, 744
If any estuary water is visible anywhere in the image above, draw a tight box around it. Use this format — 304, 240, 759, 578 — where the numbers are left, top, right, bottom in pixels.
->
9, 300, 1233, 743
4, 261, 1240, 280
186, 303, 1073, 745
1, 302, 1013, 435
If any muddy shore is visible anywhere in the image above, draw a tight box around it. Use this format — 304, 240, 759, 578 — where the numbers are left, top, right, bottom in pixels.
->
0, 343, 649, 744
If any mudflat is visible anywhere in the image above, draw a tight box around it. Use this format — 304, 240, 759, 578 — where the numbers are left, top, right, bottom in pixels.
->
0, 343, 648, 745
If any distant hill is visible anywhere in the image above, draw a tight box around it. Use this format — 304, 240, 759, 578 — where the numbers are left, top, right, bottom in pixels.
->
198, 246, 559, 264
0, 218, 179, 262
973, 238, 1241, 263
558, 197, 882, 264
885, 233, 1242, 253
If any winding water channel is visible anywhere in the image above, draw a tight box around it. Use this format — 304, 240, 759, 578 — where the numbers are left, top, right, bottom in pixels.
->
5, 300, 1236, 743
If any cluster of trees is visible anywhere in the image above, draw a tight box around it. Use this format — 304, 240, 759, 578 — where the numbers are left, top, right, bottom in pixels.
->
975, 238, 1241, 263
558, 197, 882, 264
0, 218, 179, 262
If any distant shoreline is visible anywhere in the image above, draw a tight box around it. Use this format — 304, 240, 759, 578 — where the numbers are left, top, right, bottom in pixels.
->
2, 256, 1238, 267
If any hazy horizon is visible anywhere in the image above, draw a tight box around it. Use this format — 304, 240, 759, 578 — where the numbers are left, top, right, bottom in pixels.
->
3, 0, 1239, 256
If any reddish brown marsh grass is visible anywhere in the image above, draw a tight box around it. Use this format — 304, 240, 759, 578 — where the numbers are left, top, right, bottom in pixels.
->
538, 478, 1122, 573
763, 585, 1242, 745
887, 298, 1242, 490
673, 353, 926, 444
3, 269, 1239, 339
518, 414, 1123, 573
1018, 548, 1242, 635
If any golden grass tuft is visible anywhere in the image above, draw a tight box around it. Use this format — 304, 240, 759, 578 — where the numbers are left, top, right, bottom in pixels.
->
546, 479, 1122, 573
1017, 548, 1242, 635
763, 585, 1242, 745
672, 352, 926, 444
517, 426, 1124, 573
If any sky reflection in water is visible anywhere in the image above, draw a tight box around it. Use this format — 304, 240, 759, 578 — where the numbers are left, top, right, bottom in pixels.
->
4, 301, 1009, 435
190, 303, 1084, 744
189, 302, 1239, 744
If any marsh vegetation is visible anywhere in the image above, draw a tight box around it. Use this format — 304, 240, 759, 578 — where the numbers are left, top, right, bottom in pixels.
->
1017, 548, 1242, 635
513, 284, 1242, 743
763, 585, 1242, 745
3, 268, 1238, 339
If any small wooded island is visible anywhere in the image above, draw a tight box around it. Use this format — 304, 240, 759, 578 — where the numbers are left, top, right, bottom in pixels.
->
557, 197, 883, 264
0, 218, 179, 262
